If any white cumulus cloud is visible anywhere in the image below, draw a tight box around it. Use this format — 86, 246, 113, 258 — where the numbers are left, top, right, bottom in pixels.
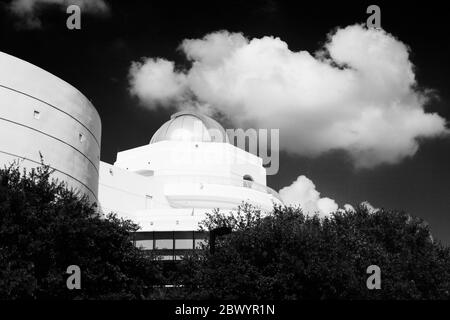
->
129, 58, 187, 106
128, 25, 448, 168
8, 0, 109, 29
278, 176, 381, 218
278, 175, 338, 217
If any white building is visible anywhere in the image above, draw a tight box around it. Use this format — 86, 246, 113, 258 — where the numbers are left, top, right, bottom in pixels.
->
98, 111, 282, 258
0, 52, 101, 203
0, 52, 282, 259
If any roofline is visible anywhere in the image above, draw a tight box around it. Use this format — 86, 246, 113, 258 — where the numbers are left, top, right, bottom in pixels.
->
170, 110, 211, 123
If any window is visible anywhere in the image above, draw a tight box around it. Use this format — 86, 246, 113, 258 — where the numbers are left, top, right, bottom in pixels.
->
133, 231, 209, 258
155, 239, 173, 250
243, 174, 254, 182
135, 240, 153, 250
33, 110, 40, 119
175, 239, 193, 250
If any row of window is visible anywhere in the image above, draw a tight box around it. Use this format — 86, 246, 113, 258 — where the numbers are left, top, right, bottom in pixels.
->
135, 238, 207, 250
133, 231, 208, 251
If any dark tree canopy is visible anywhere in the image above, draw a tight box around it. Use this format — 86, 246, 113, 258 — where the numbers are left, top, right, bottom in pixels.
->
0, 162, 162, 299
173, 204, 450, 300
1, 162, 449, 300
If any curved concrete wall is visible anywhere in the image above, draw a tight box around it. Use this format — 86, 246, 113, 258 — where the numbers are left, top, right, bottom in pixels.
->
0, 51, 101, 202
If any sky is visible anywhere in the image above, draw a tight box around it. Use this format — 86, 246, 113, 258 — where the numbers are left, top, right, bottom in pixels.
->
0, 0, 449, 243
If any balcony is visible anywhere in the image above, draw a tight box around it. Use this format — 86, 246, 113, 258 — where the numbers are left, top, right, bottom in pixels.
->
161, 175, 283, 209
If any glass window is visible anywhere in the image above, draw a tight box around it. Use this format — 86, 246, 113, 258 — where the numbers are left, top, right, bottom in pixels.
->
175, 239, 193, 250
135, 240, 153, 250
155, 239, 173, 250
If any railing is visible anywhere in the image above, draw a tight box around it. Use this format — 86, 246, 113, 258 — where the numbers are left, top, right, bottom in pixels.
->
159, 175, 283, 203
242, 179, 283, 203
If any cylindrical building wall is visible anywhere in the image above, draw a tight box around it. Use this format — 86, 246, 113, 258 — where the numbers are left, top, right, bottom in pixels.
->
0, 51, 101, 202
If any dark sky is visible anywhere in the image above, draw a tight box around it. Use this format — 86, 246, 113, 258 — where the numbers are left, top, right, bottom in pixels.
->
1, 0, 449, 243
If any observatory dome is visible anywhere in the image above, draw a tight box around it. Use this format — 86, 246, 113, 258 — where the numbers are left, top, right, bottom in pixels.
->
150, 111, 230, 144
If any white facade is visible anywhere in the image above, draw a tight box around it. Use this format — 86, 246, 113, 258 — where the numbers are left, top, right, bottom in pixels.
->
0, 52, 101, 202
0, 52, 282, 240
98, 111, 282, 231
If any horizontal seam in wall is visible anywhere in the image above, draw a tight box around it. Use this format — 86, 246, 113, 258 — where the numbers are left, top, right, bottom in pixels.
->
0, 116, 99, 173
0, 84, 101, 148
99, 182, 146, 198
0, 149, 98, 201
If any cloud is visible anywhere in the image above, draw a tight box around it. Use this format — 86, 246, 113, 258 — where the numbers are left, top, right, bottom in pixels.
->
278, 175, 338, 217
128, 25, 449, 168
129, 58, 187, 106
8, 0, 109, 29
278, 175, 381, 218
360, 201, 379, 214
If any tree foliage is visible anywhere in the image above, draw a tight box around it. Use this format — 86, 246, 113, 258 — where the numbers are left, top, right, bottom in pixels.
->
0, 162, 162, 299
174, 204, 450, 300
1, 162, 449, 300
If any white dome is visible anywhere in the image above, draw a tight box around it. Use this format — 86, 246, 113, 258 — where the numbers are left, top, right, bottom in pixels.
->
150, 111, 230, 144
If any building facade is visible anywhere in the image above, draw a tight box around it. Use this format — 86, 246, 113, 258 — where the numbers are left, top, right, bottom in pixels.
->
0, 52, 101, 203
98, 111, 282, 259
0, 52, 282, 260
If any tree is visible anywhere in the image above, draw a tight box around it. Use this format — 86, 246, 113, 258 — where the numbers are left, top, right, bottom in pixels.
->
0, 162, 163, 299
2, 161, 449, 300
174, 203, 450, 299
